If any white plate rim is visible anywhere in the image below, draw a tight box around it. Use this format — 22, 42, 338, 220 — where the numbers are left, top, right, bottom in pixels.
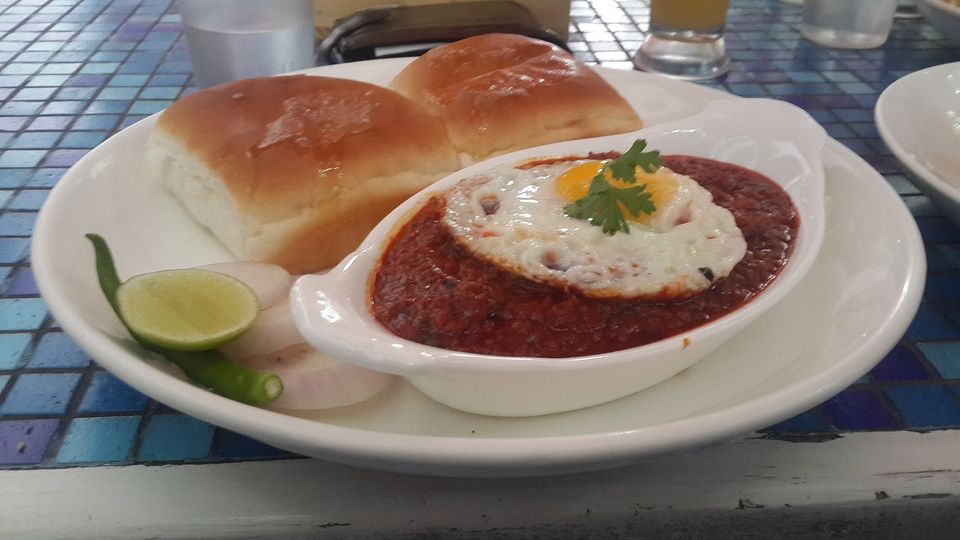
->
31, 60, 926, 476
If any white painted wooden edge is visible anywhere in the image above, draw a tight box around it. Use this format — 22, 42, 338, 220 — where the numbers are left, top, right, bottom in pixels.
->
1, 431, 958, 539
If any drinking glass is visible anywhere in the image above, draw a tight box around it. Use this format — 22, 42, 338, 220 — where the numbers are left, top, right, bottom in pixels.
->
632, 0, 732, 80
800, 0, 898, 49
178, 0, 316, 88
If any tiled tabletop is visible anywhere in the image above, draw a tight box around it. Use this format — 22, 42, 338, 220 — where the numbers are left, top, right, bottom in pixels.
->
2, 0, 960, 470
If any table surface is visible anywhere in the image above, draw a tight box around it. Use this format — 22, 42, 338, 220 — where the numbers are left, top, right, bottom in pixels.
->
2, 0, 960, 537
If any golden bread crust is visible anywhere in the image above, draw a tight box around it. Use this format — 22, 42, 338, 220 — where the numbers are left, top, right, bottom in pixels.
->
151, 75, 460, 272
390, 34, 643, 163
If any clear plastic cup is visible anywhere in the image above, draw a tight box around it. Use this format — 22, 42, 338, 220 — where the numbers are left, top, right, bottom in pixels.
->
178, 0, 315, 88
632, 0, 732, 80
801, 0, 898, 49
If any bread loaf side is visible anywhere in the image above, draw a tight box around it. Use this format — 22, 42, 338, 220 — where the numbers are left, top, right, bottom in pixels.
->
146, 75, 460, 273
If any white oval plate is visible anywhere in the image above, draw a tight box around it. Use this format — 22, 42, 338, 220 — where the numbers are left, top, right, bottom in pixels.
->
32, 59, 925, 477
876, 61, 960, 226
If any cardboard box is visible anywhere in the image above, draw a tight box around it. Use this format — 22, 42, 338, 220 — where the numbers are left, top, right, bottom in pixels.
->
314, 0, 571, 40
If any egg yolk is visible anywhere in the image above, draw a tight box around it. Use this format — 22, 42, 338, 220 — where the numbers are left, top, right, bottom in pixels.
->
556, 160, 677, 224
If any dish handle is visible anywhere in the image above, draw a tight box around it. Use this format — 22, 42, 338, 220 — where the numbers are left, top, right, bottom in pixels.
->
289, 269, 445, 376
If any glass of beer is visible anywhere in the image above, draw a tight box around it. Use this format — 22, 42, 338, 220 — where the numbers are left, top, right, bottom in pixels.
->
632, 0, 732, 80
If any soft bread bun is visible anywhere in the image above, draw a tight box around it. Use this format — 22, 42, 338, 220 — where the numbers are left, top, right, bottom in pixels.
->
146, 75, 460, 273
389, 33, 643, 165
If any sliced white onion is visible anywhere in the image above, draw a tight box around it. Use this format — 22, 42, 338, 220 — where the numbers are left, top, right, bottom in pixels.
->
219, 299, 305, 358
238, 343, 394, 410
199, 261, 294, 310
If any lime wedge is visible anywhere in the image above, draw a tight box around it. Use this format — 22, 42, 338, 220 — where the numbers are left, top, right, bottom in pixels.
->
116, 268, 259, 352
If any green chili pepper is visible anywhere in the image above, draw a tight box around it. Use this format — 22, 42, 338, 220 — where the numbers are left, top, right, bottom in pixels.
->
85, 233, 282, 406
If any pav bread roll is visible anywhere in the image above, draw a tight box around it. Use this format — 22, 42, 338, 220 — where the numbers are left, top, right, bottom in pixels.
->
146, 75, 460, 273
390, 33, 643, 165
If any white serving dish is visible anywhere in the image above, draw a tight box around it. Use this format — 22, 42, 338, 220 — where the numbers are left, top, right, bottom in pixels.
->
291, 98, 827, 417
876, 61, 960, 226
32, 60, 924, 477
919, 0, 960, 46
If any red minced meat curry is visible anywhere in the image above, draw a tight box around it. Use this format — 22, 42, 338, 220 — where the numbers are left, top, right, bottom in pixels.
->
369, 155, 798, 357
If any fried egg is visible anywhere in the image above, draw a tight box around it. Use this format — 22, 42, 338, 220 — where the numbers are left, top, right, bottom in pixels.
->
443, 158, 748, 299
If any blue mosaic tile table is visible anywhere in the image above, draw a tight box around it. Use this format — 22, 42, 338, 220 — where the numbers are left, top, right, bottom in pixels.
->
1, 0, 959, 470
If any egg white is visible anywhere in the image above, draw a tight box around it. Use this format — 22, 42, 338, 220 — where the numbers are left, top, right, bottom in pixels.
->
443, 160, 748, 299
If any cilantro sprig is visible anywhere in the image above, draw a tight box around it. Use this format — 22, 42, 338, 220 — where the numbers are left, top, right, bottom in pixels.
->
563, 139, 662, 235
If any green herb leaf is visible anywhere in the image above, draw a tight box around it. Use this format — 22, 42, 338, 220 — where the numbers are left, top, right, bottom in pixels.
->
607, 139, 662, 181
563, 138, 661, 235
564, 177, 655, 235
610, 183, 656, 217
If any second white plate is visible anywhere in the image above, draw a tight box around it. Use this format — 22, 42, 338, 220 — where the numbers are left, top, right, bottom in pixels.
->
876, 61, 960, 226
